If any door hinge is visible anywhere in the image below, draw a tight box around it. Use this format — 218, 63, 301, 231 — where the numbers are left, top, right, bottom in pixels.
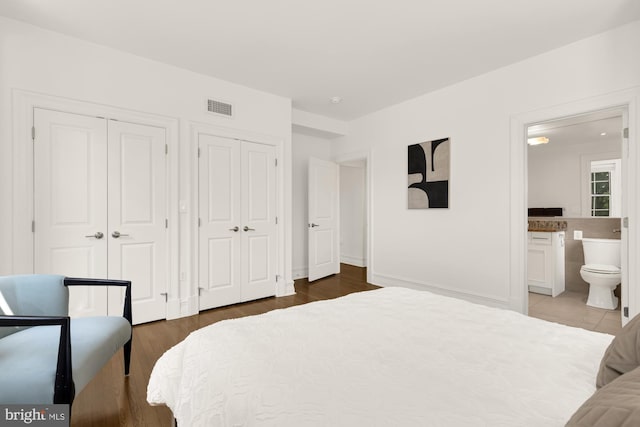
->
276, 274, 280, 282
275, 158, 278, 167
198, 218, 201, 227
624, 306, 629, 317
623, 217, 629, 228
275, 216, 278, 225
165, 218, 168, 228
31, 220, 35, 233
31, 126, 35, 141
197, 147, 201, 158
165, 144, 168, 155
623, 127, 629, 139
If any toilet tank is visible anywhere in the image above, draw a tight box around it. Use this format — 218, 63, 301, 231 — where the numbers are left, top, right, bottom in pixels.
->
582, 238, 621, 267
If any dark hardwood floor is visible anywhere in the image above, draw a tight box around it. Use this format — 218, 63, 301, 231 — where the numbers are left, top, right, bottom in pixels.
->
71, 264, 378, 427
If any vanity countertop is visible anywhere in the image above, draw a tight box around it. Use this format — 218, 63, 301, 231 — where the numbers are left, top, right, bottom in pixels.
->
528, 219, 567, 232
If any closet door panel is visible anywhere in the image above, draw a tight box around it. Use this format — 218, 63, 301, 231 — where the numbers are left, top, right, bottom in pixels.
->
198, 134, 242, 310
241, 142, 277, 302
33, 108, 108, 317
107, 120, 168, 324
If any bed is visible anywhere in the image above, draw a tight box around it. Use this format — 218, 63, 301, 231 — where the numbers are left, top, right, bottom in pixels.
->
147, 287, 634, 426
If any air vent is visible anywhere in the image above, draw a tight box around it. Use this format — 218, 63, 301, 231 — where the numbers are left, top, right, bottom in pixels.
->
206, 98, 234, 118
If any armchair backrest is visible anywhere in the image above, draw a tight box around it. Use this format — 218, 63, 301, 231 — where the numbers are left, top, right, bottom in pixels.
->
0, 274, 69, 338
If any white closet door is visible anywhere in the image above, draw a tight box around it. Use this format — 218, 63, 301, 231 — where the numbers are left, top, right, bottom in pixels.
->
241, 142, 277, 301
308, 157, 340, 281
34, 108, 108, 317
198, 134, 242, 310
107, 120, 168, 324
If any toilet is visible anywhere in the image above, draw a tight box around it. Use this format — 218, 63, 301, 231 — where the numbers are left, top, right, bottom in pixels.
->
580, 238, 621, 310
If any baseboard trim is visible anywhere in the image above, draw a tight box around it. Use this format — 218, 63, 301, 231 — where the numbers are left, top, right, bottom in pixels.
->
166, 299, 182, 320
371, 272, 509, 309
180, 295, 199, 318
277, 279, 296, 297
292, 267, 308, 280
340, 255, 366, 267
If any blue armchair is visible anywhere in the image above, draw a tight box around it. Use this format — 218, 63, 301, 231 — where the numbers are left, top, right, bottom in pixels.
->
0, 275, 132, 405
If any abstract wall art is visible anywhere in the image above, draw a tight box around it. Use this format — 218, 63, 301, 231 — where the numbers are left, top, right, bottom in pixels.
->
408, 137, 450, 209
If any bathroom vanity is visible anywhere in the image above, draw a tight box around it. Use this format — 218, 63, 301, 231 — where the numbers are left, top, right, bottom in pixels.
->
527, 231, 566, 296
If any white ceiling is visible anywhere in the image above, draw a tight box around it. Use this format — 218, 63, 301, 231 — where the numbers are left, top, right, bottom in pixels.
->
528, 111, 623, 148
1, 0, 639, 121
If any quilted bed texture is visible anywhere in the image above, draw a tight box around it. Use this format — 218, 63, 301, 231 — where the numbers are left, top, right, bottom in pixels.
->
148, 287, 613, 427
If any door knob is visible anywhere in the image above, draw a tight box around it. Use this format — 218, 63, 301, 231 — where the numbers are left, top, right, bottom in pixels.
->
243, 226, 255, 232
111, 231, 129, 238
85, 232, 104, 239
229, 226, 239, 232
309, 223, 319, 228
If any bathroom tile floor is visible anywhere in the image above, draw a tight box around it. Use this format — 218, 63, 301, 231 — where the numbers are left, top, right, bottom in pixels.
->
528, 290, 623, 335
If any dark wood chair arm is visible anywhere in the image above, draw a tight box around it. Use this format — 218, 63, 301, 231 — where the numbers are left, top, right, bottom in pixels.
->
63, 277, 133, 376
0, 315, 74, 404
63, 277, 132, 326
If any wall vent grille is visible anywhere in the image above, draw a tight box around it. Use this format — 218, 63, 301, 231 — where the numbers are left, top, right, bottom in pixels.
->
207, 99, 233, 117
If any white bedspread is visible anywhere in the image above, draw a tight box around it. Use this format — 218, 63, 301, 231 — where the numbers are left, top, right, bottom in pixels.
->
147, 287, 613, 426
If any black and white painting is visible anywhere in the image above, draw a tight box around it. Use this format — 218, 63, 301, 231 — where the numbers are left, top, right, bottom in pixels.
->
408, 137, 450, 209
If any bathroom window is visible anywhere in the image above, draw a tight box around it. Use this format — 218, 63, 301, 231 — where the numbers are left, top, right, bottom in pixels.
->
591, 171, 610, 216
590, 159, 621, 217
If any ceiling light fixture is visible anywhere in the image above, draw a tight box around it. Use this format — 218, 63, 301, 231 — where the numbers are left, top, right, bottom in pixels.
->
600, 132, 607, 136
330, 96, 342, 104
527, 136, 549, 146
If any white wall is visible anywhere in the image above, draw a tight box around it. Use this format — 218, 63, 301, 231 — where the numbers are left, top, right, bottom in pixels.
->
340, 164, 366, 267
528, 138, 621, 217
331, 20, 640, 308
292, 132, 332, 278
0, 17, 293, 315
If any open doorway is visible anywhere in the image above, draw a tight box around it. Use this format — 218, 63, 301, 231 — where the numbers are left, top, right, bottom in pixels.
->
526, 108, 626, 334
305, 154, 370, 283
339, 159, 368, 270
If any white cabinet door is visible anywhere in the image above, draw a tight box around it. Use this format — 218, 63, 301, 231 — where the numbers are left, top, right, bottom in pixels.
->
34, 109, 169, 323
198, 134, 242, 309
198, 135, 277, 310
308, 157, 340, 281
107, 120, 168, 324
34, 108, 108, 317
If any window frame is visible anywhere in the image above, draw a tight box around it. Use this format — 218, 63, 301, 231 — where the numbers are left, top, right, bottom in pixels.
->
589, 159, 621, 217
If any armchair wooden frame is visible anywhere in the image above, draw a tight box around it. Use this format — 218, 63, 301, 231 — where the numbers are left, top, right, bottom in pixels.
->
0, 277, 132, 405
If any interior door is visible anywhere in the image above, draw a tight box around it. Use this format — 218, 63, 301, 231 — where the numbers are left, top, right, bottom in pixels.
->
198, 134, 242, 309
34, 108, 108, 317
308, 157, 340, 281
107, 120, 168, 324
240, 141, 277, 301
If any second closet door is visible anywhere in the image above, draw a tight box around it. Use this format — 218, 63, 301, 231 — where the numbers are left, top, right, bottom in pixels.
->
198, 134, 277, 311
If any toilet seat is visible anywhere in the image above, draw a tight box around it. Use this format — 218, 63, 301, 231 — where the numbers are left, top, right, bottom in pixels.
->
581, 264, 621, 275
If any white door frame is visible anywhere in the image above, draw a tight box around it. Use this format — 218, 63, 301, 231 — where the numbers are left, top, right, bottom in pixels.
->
11, 89, 181, 319
509, 88, 640, 323
189, 121, 290, 316
334, 149, 373, 284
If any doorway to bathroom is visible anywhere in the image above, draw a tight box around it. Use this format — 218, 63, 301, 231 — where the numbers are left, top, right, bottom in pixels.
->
526, 107, 627, 334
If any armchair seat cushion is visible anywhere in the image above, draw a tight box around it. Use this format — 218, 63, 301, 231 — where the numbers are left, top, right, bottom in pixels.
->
0, 316, 131, 404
